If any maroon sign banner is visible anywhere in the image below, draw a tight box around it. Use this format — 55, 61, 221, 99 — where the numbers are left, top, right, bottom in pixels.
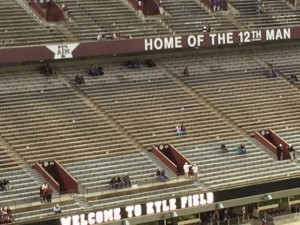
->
0, 27, 299, 64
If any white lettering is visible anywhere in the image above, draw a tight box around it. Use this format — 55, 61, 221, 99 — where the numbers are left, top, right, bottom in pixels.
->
114, 208, 121, 221
80, 214, 88, 225
188, 195, 193, 207
187, 35, 196, 47
209, 34, 217, 45
163, 37, 174, 49
144, 39, 153, 51
207, 192, 214, 204
95, 211, 103, 223
275, 29, 283, 40
197, 35, 204, 46
200, 194, 207, 205
155, 201, 162, 213
266, 29, 275, 41
72, 215, 80, 225
227, 32, 233, 44
146, 202, 155, 215
193, 194, 200, 207
60, 216, 72, 225
125, 206, 134, 218
218, 33, 226, 45
169, 198, 177, 210
174, 36, 182, 48
154, 38, 163, 50
283, 28, 291, 39
181, 196, 188, 208
88, 212, 96, 225
134, 205, 142, 217
162, 200, 170, 212
103, 209, 114, 222
60, 192, 215, 225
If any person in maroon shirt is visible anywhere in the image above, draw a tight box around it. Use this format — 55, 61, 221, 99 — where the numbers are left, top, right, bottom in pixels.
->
45, 187, 53, 203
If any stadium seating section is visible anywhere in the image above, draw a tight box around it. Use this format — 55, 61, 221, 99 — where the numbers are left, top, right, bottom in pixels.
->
1, 0, 300, 223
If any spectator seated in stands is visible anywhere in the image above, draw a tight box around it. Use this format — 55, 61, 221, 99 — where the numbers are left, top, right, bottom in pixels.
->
112, 31, 121, 40
203, 25, 211, 33
40, 61, 56, 76
87, 66, 104, 76
126, 59, 142, 69
236, 144, 247, 154
291, 74, 298, 83
296, 0, 300, 7
155, 168, 168, 182
158, 0, 164, 15
61, 4, 68, 19
97, 33, 103, 41
53, 204, 61, 214
145, 59, 156, 67
183, 66, 189, 77
109, 176, 123, 189
75, 75, 85, 85
121, 174, 131, 187
256, 0, 264, 15
0, 207, 14, 224
176, 123, 186, 136
266, 70, 277, 78
2, 179, 10, 191
220, 143, 228, 153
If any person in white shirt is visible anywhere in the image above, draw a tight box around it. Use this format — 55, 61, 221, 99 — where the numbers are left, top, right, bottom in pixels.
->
53, 204, 61, 214
192, 164, 198, 179
183, 162, 191, 179
158, 0, 164, 15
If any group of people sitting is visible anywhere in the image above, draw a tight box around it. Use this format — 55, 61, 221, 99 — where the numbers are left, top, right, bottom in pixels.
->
176, 123, 186, 136
75, 75, 85, 85
145, 59, 156, 67
109, 174, 131, 189
220, 144, 247, 154
97, 31, 132, 41
155, 168, 168, 182
39, 183, 53, 203
290, 74, 298, 83
126, 59, 143, 69
87, 66, 104, 76
0, 207, 13, 224
40, 62, 57, 76
265, 63, 277, 78
0, 179, 10, 191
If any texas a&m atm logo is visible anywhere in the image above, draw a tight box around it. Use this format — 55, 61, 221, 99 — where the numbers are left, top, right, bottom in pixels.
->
46, 43, 79, 59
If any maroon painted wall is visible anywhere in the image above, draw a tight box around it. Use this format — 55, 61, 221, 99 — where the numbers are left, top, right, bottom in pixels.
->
46, 0, 64, 21
143, 0, 159, 15
152, 145, 178, 174
129, 0, 139, 9
254, 129, 290, 160
152, 144, 192, 175
35, 162, 60, 192
30, 0, 46, 20
54, 160, 78, 193
35, 161, 78, 193
168, 144, 192, 175
129, 0, 159, 15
